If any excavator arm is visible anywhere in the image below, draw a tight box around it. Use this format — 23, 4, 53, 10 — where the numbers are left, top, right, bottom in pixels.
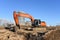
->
13, 11, 34, 26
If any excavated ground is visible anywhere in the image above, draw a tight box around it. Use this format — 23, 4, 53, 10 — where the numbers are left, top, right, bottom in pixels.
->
0, 27, 22, 40
0, 27, 60, 40
44, 26, 60, 40
53, 30, 60, 40
43, 30, 60, 40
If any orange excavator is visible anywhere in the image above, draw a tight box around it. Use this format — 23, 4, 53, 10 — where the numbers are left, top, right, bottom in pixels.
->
13, 11, 47, 40
13, 11, 46, 28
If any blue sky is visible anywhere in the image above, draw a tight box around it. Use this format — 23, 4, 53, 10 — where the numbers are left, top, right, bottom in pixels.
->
0, 0, 60, 26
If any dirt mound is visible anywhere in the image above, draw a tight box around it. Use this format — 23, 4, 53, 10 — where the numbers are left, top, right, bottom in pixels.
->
44, 30, 60, 40
53, 30, 60, 40
0, 26, 60, 40
0, 28, 21, 40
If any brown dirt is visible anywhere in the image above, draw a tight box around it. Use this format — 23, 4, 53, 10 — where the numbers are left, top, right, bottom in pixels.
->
53, 30, 60, 40
44, 29, 60, 40
0, 26, 60, 40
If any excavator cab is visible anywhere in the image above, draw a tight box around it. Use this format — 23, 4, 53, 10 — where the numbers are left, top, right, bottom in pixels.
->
32, 19, 41, 27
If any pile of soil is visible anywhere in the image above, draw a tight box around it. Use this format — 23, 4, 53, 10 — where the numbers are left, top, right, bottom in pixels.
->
53, 30, 60, 40
0, 26, 60, 40
44, 30, 60, 40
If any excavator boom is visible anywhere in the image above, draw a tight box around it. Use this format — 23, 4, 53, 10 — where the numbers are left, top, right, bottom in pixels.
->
13, 11, 34, 26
